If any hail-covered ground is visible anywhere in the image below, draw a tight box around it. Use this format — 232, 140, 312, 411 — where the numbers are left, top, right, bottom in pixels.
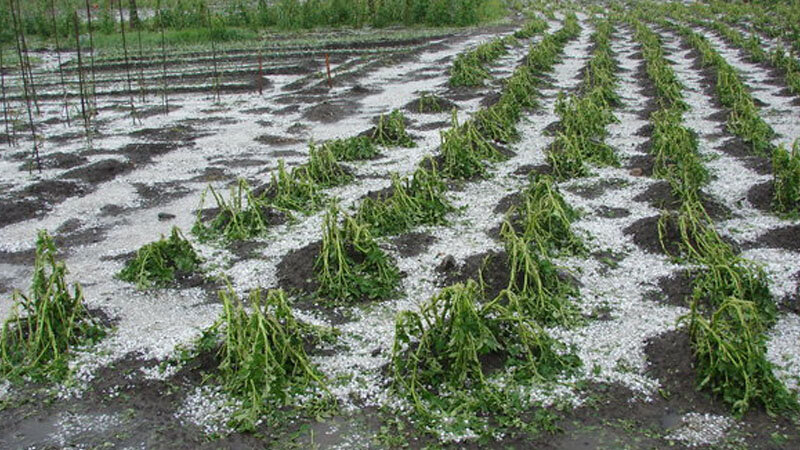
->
0, 7, 798, 450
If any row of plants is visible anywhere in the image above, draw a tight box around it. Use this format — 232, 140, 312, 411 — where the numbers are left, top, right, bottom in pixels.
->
391, 175, 585, 440
439, 13, 581, 180
168, 15, 591, 435
547, 16, 619, 180
701, 0, 800, 53
704, 18, 800, 99
0, 106, 424, 427
382, 13, 646, 441
664, 2, 800, 110
113, 109, 417, 295
658, 17, 800, 216
449, 17, 547, 87
667, 21, 776, 156
0, 0, 506, 43
630, 16, 798, 417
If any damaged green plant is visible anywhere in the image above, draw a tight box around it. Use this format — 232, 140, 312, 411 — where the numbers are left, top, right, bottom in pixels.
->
201, 285, 335, 431
118, 227, 202, 289
372, 110, 416, 148
315, 203, 401, 303
772, 140, 800, 215
500, 222, 579, 327
355, 163, 453, 236
686, 296, 798, 417
516, 175, 584, 255
323, 135, 379, 161
295, 143, 353, 188
1, 231, 105, 381
192, 179, 279, 242
266, 159, 325, 213
391, 279, 580, 439
440, 110, 507, 179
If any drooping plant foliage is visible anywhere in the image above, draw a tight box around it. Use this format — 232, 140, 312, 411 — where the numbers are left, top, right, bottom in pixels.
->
1, 231, 105, 381
315, 203, 402, 303
118, 227, 202, 289
197, 286, 335, 431
391, 280, 580, 440
355, 163, 453, 236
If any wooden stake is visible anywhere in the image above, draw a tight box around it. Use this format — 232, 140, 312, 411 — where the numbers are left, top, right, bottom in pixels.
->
0, 49, 13, 146
84, 0, 98, 114
257, 50, 263, 95
74, 11, 91, 145
51, 0, 71, 127
158, 0, 169, 114
12, 0, 40, 116
117, 0, 138, 123
325, 53, 333, 88
9, 0, 41, 172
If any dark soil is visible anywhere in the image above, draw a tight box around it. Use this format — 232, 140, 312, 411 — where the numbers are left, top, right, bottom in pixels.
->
0, 353, 271, 449
564, 177, 627, 200
595, 206, 631, 218
410, 120, 450, 131
129, 124, 207, 143
633, 181, 731, 220
625, 151, 654, 177
133, 182, 192, 209
494, 192, 521, 215
302, 100, 359, 123
747, 180, 774, 212
717, 137, 772, 175
435, 250, 510, 301
0, 247, 36, 266
255, 133, 304, 147
514, 163, 553, 178
276, 240, 322, 295
645, 270, 694, 307
19, 152, 88, 171
625, 215, 680, 256
0, 180, 88, 228
754, 224, 800, 252
522, 328, 800, 449
121, 143, 180, 166
62, 159, 134, 184
391, 232, 437, 257
24, 179, 87, 204
188, 166, 229, 183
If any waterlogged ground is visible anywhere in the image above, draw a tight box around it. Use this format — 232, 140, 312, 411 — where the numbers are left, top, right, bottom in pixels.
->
1, 8, 800, 450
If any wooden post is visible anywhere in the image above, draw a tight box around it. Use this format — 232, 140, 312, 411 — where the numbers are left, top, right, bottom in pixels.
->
158, 0, 169, 114
0, 49, 13, 146
9, 0, 41, 172
49, 0, 71, 127
117, 0, 138, 123
325, 53, 332, 88
74, 11, 91, 144
257, 51, 263, 95
85, 0, 98, 114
